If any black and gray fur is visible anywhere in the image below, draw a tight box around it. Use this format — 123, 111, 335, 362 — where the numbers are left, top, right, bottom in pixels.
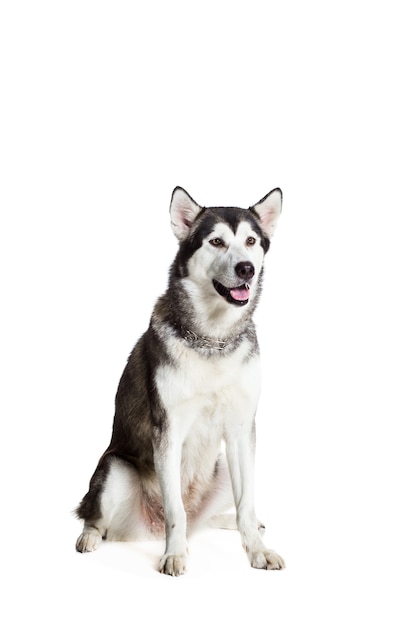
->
75, 186, 285, 575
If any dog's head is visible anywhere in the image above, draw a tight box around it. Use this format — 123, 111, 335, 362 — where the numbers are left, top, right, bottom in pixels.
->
169, 187, 282, 313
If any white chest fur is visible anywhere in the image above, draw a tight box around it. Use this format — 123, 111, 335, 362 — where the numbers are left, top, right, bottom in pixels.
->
154, 335, 261, 495
156, 337, 260, 429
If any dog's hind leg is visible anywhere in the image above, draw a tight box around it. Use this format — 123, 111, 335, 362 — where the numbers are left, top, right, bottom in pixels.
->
190, 454, 265, 536
208, 514, 237, 530
75, 455, 111, 552
75, 456, 142, 552
189, 454, 236, 533
208, 514, 266, 535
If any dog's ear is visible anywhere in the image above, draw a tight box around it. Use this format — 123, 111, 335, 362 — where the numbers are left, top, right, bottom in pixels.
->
170, 187, 202, 240
250, 188, 282, 238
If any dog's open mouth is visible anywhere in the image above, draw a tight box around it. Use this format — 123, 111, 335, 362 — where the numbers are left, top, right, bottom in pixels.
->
213, 279, 250, 306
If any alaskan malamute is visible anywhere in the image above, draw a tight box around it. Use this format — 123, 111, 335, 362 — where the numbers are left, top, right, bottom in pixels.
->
75, 187, 285, 575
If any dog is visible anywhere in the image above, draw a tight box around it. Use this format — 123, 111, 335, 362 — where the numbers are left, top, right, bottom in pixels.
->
75, 186, 285, 575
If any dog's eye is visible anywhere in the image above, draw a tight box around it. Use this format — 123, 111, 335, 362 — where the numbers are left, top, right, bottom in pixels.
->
209, 238, 224, 247
246, 236, 256, 246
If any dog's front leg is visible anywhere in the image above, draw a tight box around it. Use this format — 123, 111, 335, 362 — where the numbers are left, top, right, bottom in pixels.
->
226, 422, 285, 570
153, 438, 188, 576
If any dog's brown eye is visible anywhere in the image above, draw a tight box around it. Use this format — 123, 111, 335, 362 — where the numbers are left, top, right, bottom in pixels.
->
209, 238, 224, 247
246, 236, 256, 246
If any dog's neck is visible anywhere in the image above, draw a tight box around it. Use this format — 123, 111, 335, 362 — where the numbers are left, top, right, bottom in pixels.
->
171, 296, 253, 352
179, 328, 242, 351
153, 279, 259, 353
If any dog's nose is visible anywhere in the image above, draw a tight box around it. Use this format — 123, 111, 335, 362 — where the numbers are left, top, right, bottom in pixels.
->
235, 261, 255, 281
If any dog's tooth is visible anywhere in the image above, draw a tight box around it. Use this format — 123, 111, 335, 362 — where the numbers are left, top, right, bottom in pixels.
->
245, 283, 250, 290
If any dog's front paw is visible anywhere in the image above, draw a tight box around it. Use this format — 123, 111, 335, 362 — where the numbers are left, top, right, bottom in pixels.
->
159, 552, 188, 576
248, 549, 286, 570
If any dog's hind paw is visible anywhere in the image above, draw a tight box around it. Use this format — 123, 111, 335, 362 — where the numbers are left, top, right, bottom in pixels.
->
249, 549, 285, 570
76, 527, 102, 553
159, 552, 187, 576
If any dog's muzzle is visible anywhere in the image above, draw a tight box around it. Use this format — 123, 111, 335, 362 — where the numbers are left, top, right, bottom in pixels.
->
213, 261, 255, 306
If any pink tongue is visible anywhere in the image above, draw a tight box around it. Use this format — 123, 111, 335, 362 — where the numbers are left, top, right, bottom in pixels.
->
230, 286, 250, 301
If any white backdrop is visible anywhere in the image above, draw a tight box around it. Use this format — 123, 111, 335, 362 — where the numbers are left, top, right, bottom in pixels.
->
1, 1, 416, 624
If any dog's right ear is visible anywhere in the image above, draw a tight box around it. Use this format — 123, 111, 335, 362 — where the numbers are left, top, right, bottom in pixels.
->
170, 187, 202, 240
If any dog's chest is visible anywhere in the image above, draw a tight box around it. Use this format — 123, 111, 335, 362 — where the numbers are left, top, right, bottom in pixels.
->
155, 337, 261, 434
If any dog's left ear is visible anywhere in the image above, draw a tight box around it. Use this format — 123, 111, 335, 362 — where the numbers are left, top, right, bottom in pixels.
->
250, 188, 283, 239
170, 187, 202, 240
